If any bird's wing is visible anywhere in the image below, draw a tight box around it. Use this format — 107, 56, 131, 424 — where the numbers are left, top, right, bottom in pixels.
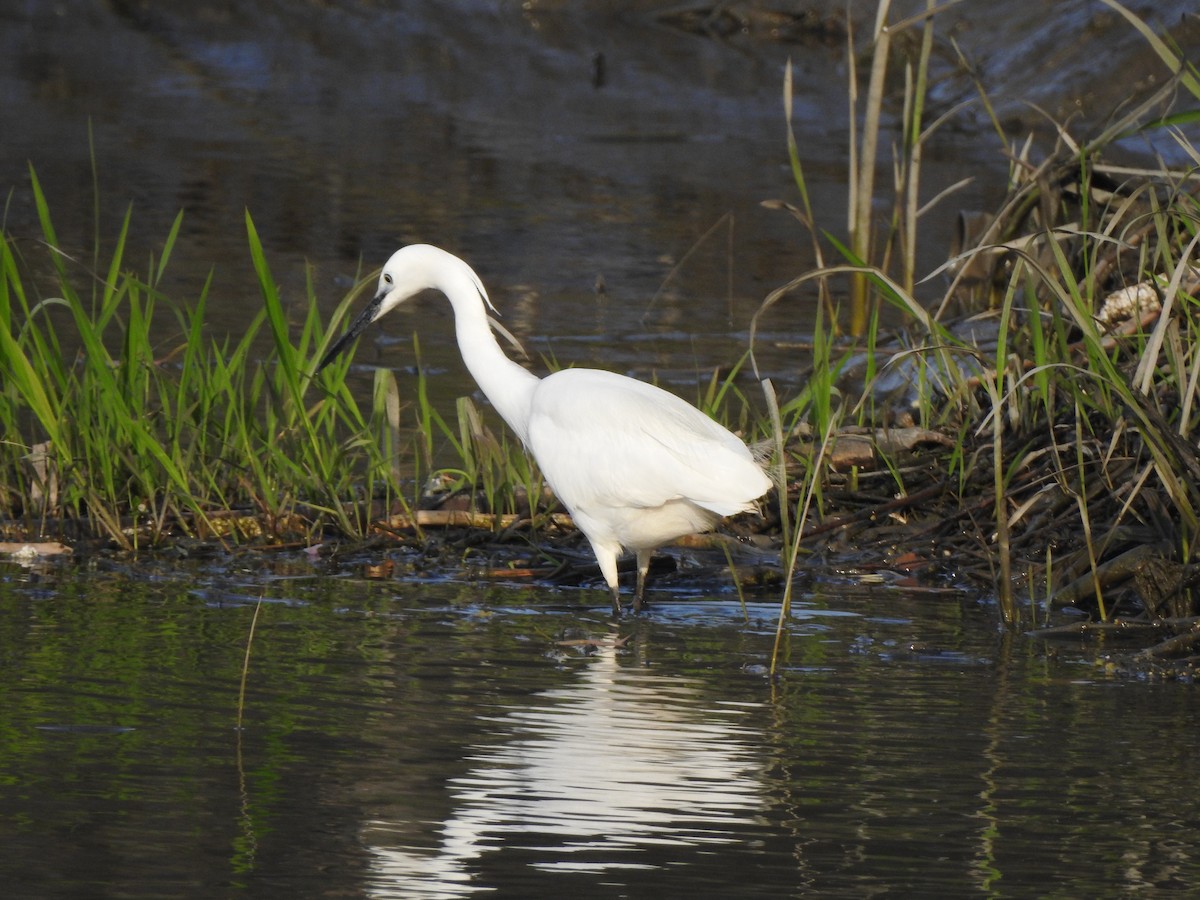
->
526, 369, 769, 516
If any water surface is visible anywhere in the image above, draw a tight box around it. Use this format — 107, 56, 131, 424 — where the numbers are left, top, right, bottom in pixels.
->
2, 558, 1196, 897
4, 1, 1197, 408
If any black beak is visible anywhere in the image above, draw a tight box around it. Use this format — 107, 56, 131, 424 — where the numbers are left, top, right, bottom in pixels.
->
316, 292, 385, 374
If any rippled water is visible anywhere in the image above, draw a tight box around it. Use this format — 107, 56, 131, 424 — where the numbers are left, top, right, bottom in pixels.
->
3, 557, 1198, 897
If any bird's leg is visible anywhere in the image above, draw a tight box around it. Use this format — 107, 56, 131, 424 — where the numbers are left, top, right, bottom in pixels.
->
593, 545, 623, 617
634, 549, 653, 613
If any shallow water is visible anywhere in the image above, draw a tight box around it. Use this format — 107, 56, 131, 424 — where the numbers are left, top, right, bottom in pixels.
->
2, 556, 1198, 897
4, 1, 1197, 409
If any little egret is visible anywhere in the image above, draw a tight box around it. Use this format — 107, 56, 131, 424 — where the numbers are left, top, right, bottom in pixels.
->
317, 245, 772, 614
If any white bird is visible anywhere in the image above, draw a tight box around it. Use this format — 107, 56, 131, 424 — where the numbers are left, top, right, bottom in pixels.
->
317, 245, 772, 615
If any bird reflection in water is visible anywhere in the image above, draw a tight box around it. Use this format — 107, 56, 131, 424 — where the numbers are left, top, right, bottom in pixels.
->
362, 642, 765, 897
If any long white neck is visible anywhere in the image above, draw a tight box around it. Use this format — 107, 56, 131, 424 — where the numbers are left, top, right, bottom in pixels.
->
439, 264, 540, 446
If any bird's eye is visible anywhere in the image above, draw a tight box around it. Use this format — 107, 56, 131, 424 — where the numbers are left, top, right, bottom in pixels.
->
383, 273, 393, 285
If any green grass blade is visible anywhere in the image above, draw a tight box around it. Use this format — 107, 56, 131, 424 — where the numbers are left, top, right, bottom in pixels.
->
1096, 0, 1200, 100
0, 315, 65, 455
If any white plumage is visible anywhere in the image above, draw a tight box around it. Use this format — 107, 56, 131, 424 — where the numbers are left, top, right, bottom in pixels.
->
318, 245, 771, 614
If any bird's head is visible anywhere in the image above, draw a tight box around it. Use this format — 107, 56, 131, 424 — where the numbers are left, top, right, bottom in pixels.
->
315, 244, 494, 374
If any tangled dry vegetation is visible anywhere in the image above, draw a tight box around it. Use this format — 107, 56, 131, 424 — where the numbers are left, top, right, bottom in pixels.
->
782, 139, 1200, 671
